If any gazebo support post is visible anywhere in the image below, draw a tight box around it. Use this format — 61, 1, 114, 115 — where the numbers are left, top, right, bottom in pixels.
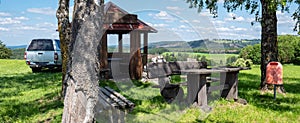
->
118, 34, 123, 53
100, 31, 108, 73
143, 32, 148, 66
130, 31, 142, 80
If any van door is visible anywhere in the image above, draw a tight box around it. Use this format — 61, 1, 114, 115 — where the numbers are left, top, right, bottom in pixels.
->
26, 39, 55, 63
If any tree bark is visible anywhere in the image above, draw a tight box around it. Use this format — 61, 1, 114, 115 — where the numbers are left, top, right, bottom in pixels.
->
56, 0, 71, 98
260, 0, 278, 89
62, 0, 104, 122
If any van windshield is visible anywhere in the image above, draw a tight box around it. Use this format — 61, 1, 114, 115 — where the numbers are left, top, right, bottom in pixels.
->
27, 39, 54, 51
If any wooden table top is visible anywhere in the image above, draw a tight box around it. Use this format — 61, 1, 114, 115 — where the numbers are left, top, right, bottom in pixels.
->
179, 67, 250, 74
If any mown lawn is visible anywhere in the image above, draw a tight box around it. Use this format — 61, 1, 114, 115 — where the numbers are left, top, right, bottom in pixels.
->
0, 59, 63, 122
1, 59, 299, 122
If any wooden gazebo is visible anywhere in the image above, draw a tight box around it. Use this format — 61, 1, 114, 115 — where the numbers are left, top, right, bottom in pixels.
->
100, 2, 157, 80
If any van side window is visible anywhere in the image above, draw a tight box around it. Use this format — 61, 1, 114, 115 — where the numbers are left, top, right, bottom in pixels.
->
27, 39, 54, 51
55, 40, 60, 49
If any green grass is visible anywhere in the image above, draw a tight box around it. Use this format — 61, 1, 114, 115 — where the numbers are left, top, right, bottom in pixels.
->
199, 65, 300, 122
1, 60, 300, 122
0, 59, 63, 122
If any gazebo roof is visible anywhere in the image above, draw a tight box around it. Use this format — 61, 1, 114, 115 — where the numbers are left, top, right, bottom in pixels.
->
103, 2, 157, 34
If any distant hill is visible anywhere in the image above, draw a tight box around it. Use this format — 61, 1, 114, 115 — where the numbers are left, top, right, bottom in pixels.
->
148, 39, 260, 49
6, 39, 260, 51
148, 41, 188, 48
7, 45, 27, 49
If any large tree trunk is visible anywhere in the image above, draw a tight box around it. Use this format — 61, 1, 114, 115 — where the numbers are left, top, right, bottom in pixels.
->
56, 0, 71, 98
260, 0, 278, 89
62, 0, 104, 122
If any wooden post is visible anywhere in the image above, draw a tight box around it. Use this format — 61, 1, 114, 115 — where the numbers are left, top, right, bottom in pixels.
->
118, 34, 123, 53
100, 31, 108, 70
187, 74, 207, 106
143, 32, 148, 66
221, 72, 239, 100
129, 31, 142, 80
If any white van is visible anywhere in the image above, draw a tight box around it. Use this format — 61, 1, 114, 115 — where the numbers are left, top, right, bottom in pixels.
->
24, 39, 62, 72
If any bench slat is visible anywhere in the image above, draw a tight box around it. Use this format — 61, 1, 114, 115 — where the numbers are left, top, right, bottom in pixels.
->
100, 87, 127, 109
99, 90, 119, 108
104, 86, 135, 109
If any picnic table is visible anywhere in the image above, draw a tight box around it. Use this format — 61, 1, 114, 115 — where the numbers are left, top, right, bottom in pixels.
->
179, 67, 249, 106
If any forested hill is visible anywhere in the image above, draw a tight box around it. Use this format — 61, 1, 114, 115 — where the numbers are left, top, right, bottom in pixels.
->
7, 45, 27, 49
148, 39, 260, 49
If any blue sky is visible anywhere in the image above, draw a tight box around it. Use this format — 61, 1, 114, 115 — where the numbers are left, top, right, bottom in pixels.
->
0, 0, 298, 46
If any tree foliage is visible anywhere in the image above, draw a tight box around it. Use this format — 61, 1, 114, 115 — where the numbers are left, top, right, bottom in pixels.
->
187, 0, 300, 32
186, 0, 300, 89
278, 35, 300, 64
239, 35, 300, 64
239, 44, 261, 64
0, 41, 12, 59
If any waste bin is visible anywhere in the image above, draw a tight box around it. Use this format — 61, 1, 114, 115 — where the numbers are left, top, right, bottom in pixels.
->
266, 62, 283, 85
266, 62, 283, 100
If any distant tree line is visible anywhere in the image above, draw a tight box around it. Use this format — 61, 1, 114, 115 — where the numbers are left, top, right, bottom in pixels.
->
0, 41, 12, 59
239, 35, 300, 65
10, 48, 25, 59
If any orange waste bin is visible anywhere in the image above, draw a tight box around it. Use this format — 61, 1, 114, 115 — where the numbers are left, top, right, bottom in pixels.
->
266, 62, 283, 85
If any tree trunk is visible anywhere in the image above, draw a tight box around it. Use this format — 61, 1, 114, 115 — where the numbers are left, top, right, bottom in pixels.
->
62, 0, 104, 122
260, 0, 278, 89
56, 0, 71, 98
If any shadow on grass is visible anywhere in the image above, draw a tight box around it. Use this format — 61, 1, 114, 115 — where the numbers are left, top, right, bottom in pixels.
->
238, 73, 300, 114
0, 72, 63, 122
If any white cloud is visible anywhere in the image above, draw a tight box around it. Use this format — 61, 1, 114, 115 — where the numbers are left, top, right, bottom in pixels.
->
153, 23, 168, 28
0, 12, 11, 16
0, 18, 21, 25
180, 20, 189, 23
15, 16, 29, 20
225, 13, 248, 22
166, 6, 182, 11
27, 7, 56, 15
146, 22, 168, 28
0, 27, 9, 31
16, 26, 47, 31
179, 25, 187, 28
225, 16, 245, 22
212, 20, 225, 24
151, 11, 177, 22
199, 10, 212, 17
192, 20, 201, 23
156, 11, 168, 17
37, 22, 56, 28
234, 27, 247, 31
277, 11, 295, 25
216, 27, 230, 31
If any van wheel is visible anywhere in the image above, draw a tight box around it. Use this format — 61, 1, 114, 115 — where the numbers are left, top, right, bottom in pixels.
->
32, 68, 41, 73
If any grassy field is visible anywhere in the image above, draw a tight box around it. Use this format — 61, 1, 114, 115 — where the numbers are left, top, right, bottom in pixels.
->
0, 59, 63, 122
1, 59, 300, 122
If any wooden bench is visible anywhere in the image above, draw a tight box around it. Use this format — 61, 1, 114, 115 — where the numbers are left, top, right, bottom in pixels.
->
97, 86, 134, 122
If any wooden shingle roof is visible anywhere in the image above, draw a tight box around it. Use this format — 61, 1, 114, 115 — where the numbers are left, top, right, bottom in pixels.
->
103, 2, 157, 34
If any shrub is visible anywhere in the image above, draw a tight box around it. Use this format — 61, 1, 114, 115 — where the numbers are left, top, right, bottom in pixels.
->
230, 58, 253, 67
239, 44, 261, 64
226, 56, 238, 65
0, 41, 12, 59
